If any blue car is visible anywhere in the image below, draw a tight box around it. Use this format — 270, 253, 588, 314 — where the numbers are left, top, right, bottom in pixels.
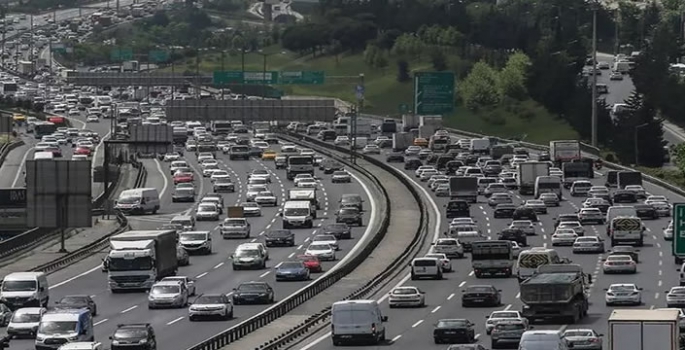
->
275, 261, 311, 281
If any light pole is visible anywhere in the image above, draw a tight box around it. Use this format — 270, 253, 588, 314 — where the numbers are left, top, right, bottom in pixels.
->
257, 50, 270, 99
635, 122, 649, 166
591, 2, 599, 148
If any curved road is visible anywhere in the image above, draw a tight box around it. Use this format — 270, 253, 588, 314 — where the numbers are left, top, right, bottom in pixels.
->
298, 134, 679, 350
2, 143, 379, 350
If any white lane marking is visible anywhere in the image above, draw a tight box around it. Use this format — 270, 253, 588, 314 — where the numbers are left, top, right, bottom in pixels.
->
411, 320, 424, 328
297, 244, 303, 250
447, 293, 455, 300
120, 305, 138, 313
431, 306, 441, 313
655, 292, 660, 299
259, 271, 271, 278
516, 292, 521, 299
288, 252, 295, 258
11, 145, 32, 187
167, 316, 184, 325
458, 281, 466, 287
154, 159, 169, 199
475, 334, 481, 340
504, 304, 512, 310
196, 272, 208, 278
94, 318, 108, 326
391, 335, 402, 342
214, 262, 224, 269
275, 262, 283, 269
50, 265, 101, 289
468, 271, 474, 276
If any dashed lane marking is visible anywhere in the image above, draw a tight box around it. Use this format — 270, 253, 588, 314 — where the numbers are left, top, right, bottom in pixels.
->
411, 320, 424, 328
167, 317, 184, 325
120, 305, 137, 313
196, 272, 208, 278
214, 263, 223, 269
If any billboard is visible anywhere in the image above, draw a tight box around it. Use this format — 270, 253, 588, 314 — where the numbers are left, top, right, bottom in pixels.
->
0, 188, 27, 229
164, 99, 337, 122
25, 160, 92, 228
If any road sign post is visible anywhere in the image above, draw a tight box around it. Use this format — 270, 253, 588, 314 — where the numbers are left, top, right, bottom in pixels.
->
279, 71, 325, 85
413, 72, 455, 115
674, 203, 685, 259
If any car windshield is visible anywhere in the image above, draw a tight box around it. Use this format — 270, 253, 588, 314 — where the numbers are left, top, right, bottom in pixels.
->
438, 320, 468, 328
199, 205, 216, 211
114, 328, 148, 340
38, 321, 77, 334
224, 220, 245, 227
466, 286, 493, 293
285, 208, 309, 216
2, 280, 36, 291
437, 240, 457, 245
314, 235, 336, 242
565, 331, 594, 337
280, 262, 303, 269
577, 237, 597, 242
236, 249, 260, 257
608, 256, 632, 261
309, 244, 329, 250
609, 285, 635, 292
196, 296, 225, 304
151, 285, 180, 294
238, 284, 267, 292
11, 312, 41, 323
339, 208, 359, 215
333, 171, 347, 176
496, 323, 525, 330
180, 233, 207, 241
59, 296, 88, 304
672, 289, 685, 294
492, 312, 518, 318
393, 288, 418, 295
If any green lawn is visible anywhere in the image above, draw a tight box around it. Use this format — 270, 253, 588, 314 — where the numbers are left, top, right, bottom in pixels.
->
164, 49, 579, 144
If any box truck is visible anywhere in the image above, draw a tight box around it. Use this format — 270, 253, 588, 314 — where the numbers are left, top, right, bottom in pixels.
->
608, 309, 679, 350
449, 176, 478, 203
517, 161, 550, 195
549, 140, 581, 165
392, 132, 413, 151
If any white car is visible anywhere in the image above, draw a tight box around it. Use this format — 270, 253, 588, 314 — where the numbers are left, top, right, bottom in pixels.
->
551, 229, 579, 246
246, 185, 268, 201
86, 114, 99, 122
388, 286, 425, 308
294, 174, 315, 186
312, 234, 339, 250
254, 191, 278, 207
404, 146, 421, 156
76, 140, 94, 150
451, 218, 476, 226
485, 310, 528, 334
304, 243, 336, 261
602, 255, 637, 274
524, 199, 547, 214
188, 294, 233, 321
362, 144, 381, 154
161, 276, 196, 296
625, 185, 647, 198
430, 238, 464, 259
201, 159, 218, 167
249, 169, 271, 182
511, 241, 521, 258
647, 195, 668, 203
605, 283, 642, 306
648, 201, 671, 217
509, 220, 535, 236
334, 136, 350, 145
424, 253, 452, 272
297, 179, 318, 188
331, 171, 352, 183
163, 153, 181, 162
558, 221, 585, 236
210, 170, 231, 182
195, 203, 220, 221
573, 236, 604, 254
414, 165, 435, 178
665, 221, 674, 241
666, 286, 685, 307
419, 169, 439, 181
241, 202, 262, 217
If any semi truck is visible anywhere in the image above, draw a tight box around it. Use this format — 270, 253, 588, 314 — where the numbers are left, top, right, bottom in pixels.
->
519, 264, 590, 323
449, 176, 478, 203
471, 240, 513, 278
107, 230, 178, 292
517, 161, 550, 195
608, 309, 680, 350
549, 140, 581, 166
288, 188, 320, 212
392, 132, 414, 151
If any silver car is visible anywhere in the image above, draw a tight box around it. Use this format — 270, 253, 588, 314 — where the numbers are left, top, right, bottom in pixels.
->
573, 236, 604, 253
604, 283, 642, 306
241, 202, 262, 217
188, 294, 233, 321
562, 329, 603, 350
524, 199, 547, 214
435, 184, 450, 197
254, 191, 278, 206
666, 286, 685, 307
148, 281, 189, 309
539, 192, 560, 206
195, 203, 220, 221
509, 220, 535, 236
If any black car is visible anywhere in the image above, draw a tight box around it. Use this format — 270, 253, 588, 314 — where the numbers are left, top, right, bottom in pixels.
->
264, 230, 295, 247
538, 152, 551, 161
386, 152, 405, 163
340, 194, 364, 211
213, 179, 235, 192
55, 295, 97, 316
232, 282, 275, 305
335, 207, 363, 226
613, 190, 637, 203
436, 156, 454, 171
493, 204, 517, 218
322, 161, 344, 174
446, 160, 464, 174
498, 228, 527, 246
483, 164, 502, 176
446, 200, 470, 219
404, 158, 423, 170
634, 204, 659, 220
461, 285, 501, 307
433, 319, 476, 344
111, 324, 157, 350
513, 207, 538, 222
588, 200, 610, 213
322, 223, 352, 239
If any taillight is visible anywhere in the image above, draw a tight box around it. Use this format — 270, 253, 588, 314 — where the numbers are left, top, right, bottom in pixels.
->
590, 338, 600, 343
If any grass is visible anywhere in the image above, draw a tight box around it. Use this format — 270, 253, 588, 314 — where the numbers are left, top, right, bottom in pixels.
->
163, 49, 579, 144
638, 167, 685, 190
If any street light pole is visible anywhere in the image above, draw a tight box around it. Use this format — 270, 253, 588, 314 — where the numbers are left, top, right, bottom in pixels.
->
635, 123, 649, 166
591, 5, 598, 147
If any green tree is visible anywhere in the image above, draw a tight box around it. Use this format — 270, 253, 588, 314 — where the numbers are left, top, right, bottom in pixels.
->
498, 52, 531, 99
363, 44, 380, 67
430, 49, 447, 71
460, 61, 501, 110
611, 92, 666, 166
397, 59, 410, 83
374, 50, 389, 72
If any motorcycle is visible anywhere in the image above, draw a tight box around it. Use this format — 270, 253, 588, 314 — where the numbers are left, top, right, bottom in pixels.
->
595, 162, 603, 170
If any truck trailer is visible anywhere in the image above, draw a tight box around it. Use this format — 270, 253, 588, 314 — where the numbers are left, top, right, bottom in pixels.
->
392, 132, 414, 151
549, 140, 581, 166
471, 240, 513, 278
519, 264, 590, 323
288, 188, 320, 212
107, 230, 178, 292
608, 309, 680, 350
517, 161, 550, 195
449, 176, 478, 203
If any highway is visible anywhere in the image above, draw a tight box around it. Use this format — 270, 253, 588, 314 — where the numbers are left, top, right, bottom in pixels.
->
299, 135, 681, 350
1, 143, 379, 350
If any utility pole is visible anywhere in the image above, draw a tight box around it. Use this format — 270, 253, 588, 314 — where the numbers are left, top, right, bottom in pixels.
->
350, 73, 365, 165
591, 5, 598, 148
29, 15, 34, 73
220, 51, 225, 100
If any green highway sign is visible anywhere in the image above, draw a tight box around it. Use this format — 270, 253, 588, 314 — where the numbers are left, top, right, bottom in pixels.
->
148, 50, 169, 63
398, 103, 410, 114
111, 48, 133, 62
213, 71, 243, 85
413, 71, 455, 115
213, 71, 278, 85
279, 71, 324, 85
674, 203, 685, 255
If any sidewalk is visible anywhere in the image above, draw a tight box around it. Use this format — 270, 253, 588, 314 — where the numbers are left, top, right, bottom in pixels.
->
0, 163, 136, 277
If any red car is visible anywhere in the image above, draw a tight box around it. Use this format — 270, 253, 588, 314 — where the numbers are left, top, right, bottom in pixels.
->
74, 147, 91, 156
45, 146, 62, 157
174, 172, 194, 184
297, 254, 322, 273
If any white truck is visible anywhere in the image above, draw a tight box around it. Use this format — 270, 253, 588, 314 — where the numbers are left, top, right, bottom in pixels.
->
288, 188, 320, 212
608, 309, 679, 350
449, 176, 478, 203
549, 140, 581, 165
471, 240, 513, 278
470, 138, 491, 155
517, 161, 550, 195
107, 230, 178, 292
392, 132, 413, 151
402, 114, 420, 131
347, 119, 372, 137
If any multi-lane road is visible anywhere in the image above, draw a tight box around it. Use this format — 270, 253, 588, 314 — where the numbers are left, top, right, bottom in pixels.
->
1, 140, 379, 350
297, 136, 680, 350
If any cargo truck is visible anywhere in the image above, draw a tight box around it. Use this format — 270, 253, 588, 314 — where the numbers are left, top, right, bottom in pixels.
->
517, 161, 550, 195
288, 188, 320, 213
449, 176, 478, 203
420, 115, 442, 128
107, 230, 178, 292
608, 309, 679, 350
347, 119, 372, 138
617, 171, 643, 189
402, 115, 420, 131
549, 140, 581, 166
562, 161, 593, 188
519, 264, 590, 323
392, 132, 414, 151
418, 125, 436, 139
471, 240, 513, 278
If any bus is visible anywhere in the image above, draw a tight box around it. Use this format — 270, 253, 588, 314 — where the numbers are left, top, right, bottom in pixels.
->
34, 121, 56, 138
534, 176, 562, 199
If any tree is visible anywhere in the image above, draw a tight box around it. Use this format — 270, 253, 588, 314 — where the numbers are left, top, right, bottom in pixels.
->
373, 50, 389, 72
430, 49, 447, 71
611, 92, 666, 166
460, 61, 501, 110
363, 44, 380, 67
498, 52, 530, 99
396, 59, 410, 83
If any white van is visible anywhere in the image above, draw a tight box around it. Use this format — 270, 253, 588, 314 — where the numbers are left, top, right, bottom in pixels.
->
114, 188, 160, 215
281, 200, 315, 229
170, 215, 195, 231
410, 257, 443, 280
36, 309, 94, 348
58, 343, 103, 350
516, 248, 563, 282
7, 307, 46, 337
606, 205, 638, 225
609, 216, 644, 246
331, 300, 388, 346
518, 330, 569, 350
33, 151, 54, 160
1, 272, 50, 309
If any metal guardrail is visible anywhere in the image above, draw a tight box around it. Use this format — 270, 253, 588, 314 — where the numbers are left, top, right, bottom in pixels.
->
186, 134, 393, 350
251, 132, 432, 350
